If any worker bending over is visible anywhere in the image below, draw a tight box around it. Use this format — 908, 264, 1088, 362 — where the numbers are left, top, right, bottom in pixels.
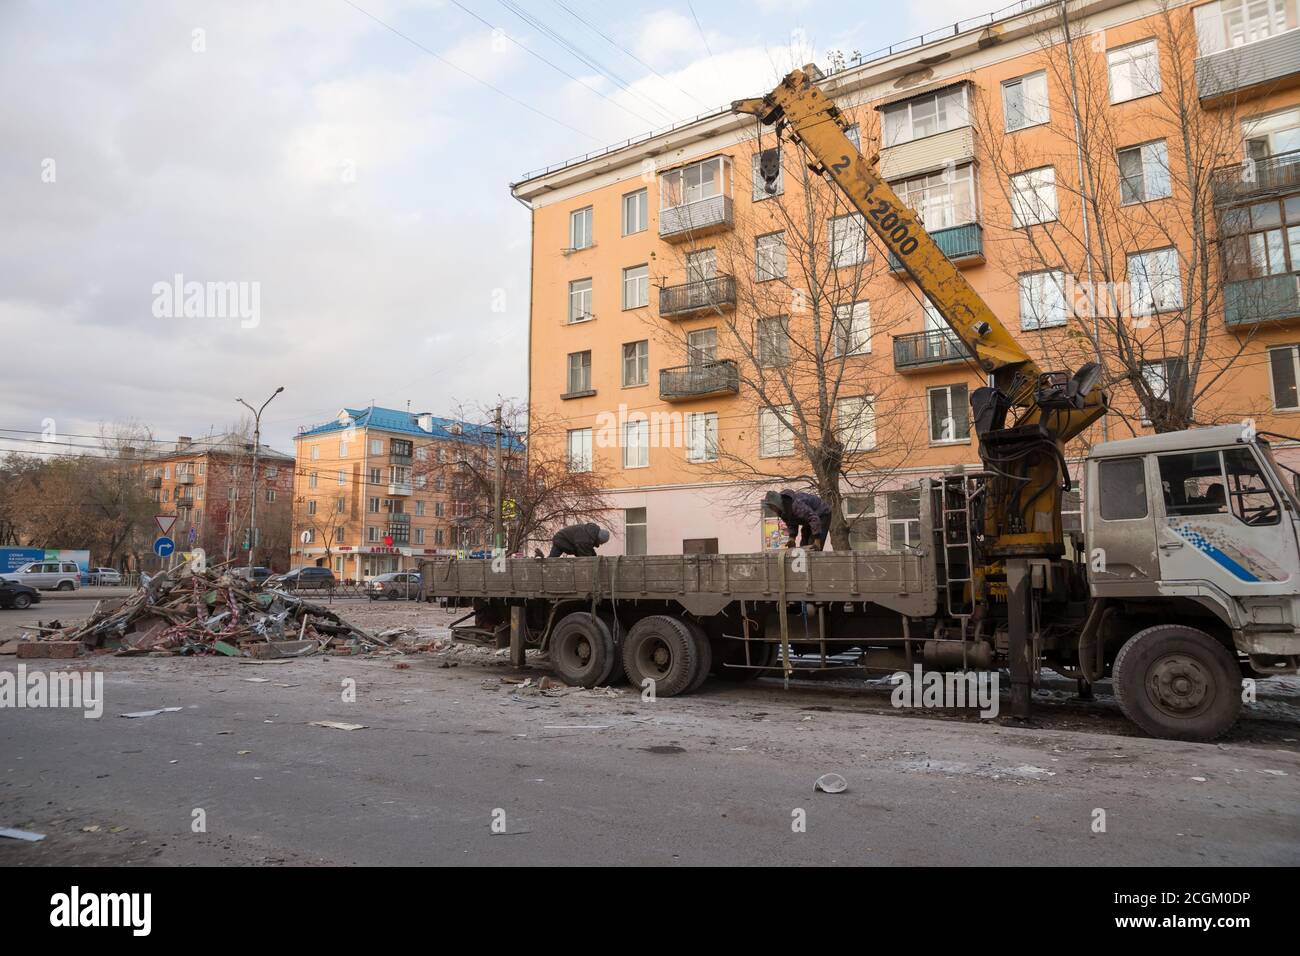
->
548, 522, 611, 557
764, 489, 832, 551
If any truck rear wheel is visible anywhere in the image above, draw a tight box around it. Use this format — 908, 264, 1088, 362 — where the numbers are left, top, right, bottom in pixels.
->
549, 612, 614, 688
683, 619, 713, 693
713, 638, 775, 680
622, 615, 696, 697
597, 611, 625, 686
1112, 624, 1242, 741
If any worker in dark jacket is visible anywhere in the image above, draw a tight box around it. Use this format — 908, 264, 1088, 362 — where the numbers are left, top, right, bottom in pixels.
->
764, 489, 833, 551
548, 522, 611, 557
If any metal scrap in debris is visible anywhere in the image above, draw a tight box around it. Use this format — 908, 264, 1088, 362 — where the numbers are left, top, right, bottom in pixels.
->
309, 720, 366, 731
119, 707, 183, 719
0, 827, 45, 842
814, 772, 848, 793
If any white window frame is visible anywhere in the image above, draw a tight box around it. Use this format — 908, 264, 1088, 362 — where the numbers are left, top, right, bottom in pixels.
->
757, 316, 790, 368
1118, 140, 1171, 205
829, 213, 869, 268
622, 340, 649, 387
569, 206, 593, 250
622, 419, 649, 469
927, 384, 970, 445
893, 164, 976, 230
1019, 269, 1068, 330
1108, 39, 1161, 104
1268, 344, 1300, 410
659, 156, 729, 209
568, 278, 593, 324
622, 264, 649, 310
1010, 166, 1058, 227
832, 301, 871, 356
1002, 71, 1049, 131
881, 85, 970, 147
567, 428, 593, 472
686, 412, 719, 463
751, 148, 784, 200
836, 396, 877, 453
370, 438, 383, 455
1128, 247, 1183, 316
755, 231, 787, 281
622, 188, 648, 235
687, 327, 718, 365
759, 406, 795, 458
566, 350, 592, 394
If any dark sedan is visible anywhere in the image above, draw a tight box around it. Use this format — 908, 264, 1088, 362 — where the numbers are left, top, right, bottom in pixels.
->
0, 579, 41, 610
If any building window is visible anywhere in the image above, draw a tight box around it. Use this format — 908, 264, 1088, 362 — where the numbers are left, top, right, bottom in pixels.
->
892, 164, 975, 230
623, 265, 649, 309
567, 428, 593, 472
1118, 141, 1171, 204
1244, 107, 1300, 160
415, 528, 425, 545
752, 147, 783, 199
759, 406, 794, 458
882, 85, 969, 146
1195, 0, 1293, 53
622, 188, 648, 235
928, 384, 970, 444
308, 471, 318, 489
624, 508, 648, 556
415, 446, 427, 461
368, 467, 381, 484
1018, 270, 1068, 330
687, 327, 717, 365
1108, 39, 1160, 103
566, 350, 592, 394
434, 529, 444, 545
832, 301, 871, 356
339, 440, 348, 457
1128, 248, 1183, 315
686, 412, 718, 462
1140, 357, 1190, 422
622, 419, 649, 469
303, 528, 315, 544
368, 496, 379, 513
839, 495, 876, 552
622, 340, 649, 387
307, 499, 317, 516
836, 396, 876, 453
367, 526, 379, 543
435, 501, 445, 517
1010, 167, 1057, 227
887, 491, 922, 548
829, 213, 868, 268
660, 156, 728, 209
265, 489, 276, 503
415, 500, 425, 517
845, 124, 861, 151
1269, 344, 1300, 409
569, 206, 593, 250
1003, 71, 1048, 131
755, 231, 787, 281
310, 445, 320, 460
336, 497, 346, 513
568, 278, 593, 323
1222, 195, 1300, 280
337, 470, 346, 486
757, 316, 790, 367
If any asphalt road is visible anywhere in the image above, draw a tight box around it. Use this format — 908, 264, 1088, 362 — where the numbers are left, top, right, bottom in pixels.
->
2, 650, 1297, 866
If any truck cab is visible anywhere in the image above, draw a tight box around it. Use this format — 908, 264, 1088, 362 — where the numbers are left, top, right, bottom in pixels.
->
1085, 425, 1300, 737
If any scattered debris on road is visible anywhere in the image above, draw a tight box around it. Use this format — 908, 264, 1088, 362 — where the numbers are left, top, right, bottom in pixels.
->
0, 827, 46, 842
814, 773, 848, 793
309, 720, 366, 731
119, 707, 183, 719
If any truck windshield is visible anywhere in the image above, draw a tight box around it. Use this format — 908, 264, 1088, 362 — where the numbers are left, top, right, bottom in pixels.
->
1257, 440, 1300, 512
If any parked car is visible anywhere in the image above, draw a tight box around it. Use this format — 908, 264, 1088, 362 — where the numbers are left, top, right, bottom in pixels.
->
2, 560, 81, 591
0, 579, 41, 610
88, 567, 123, 586
367, 572, 422, 601
229, 566, 273, 586
266, 567, 336, 591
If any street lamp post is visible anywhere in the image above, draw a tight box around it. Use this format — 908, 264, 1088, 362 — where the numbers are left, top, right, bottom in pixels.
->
236, 386, 284, 569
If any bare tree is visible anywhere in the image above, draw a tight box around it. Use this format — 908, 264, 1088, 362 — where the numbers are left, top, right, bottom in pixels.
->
973, 0, 1265, 435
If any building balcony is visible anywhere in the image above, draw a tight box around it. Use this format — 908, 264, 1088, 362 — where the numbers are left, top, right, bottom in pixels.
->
889, 222, 984, 272
659, 275, 737, 319
175, 473, 195, 485
1195, 29, 1300, 102
1224, 273, 1300, 329
147, 476, 162, 489
388, 451, 413, 466
175, 494, 194, 507
879, 125, 976, 181
387, 481, 413, 496
893, 329, 972, 371
659, 195, 733, 242
659, 360, 740, 402
1211, 150, 1300, 206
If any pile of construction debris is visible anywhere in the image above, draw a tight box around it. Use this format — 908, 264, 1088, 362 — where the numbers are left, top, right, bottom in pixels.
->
28, 567, 396, 659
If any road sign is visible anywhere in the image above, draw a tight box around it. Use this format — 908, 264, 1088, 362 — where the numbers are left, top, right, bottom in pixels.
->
188, 526, 197, 545
154, 514, 176, 537
153, 536, 176, 558
383, 535, 394, 547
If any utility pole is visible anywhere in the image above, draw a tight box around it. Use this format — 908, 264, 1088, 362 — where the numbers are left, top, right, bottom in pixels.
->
492, 404, 504, 552
236, 386, 284, 569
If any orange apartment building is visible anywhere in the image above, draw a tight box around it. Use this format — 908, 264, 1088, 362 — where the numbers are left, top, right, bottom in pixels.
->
144, 433, 296, 570
289, 406, 502, 580
511, 0, 1300, 555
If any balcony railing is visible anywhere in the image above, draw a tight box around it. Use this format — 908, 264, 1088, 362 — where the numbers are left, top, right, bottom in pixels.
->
175, 473, 195, 485
659, 275, 737, 318
387, 481, 413, 496
889, 222, 984, 272
659, 195, 733, 241
1195, 29, 1300, 101
389, 450, 413, 466
659, 359, 740, 401
893, 329, 972, 370
1224, 273, 1300, 329
1211, 150, 1300, 206
175, 494, 194, 507
147, 476, 162, 489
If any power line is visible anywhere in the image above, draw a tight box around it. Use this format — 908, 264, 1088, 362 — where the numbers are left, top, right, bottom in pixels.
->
339, 0, 603, 143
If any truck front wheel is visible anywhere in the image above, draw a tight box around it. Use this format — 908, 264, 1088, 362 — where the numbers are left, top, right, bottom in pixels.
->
1112, 624, 1242, 741
549, 612, 614, 688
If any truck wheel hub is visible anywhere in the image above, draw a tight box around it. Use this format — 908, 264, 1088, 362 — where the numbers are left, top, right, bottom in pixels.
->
1148, 655, 1209, 714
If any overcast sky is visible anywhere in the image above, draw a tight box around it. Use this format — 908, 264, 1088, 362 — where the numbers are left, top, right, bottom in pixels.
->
1, 0, 989, 456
